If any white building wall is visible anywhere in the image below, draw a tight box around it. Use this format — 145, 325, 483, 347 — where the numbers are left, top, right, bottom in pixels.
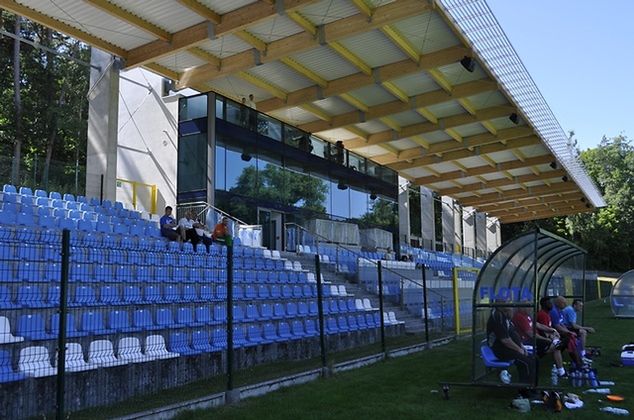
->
398, 176, 410, 246
441, 196, 455, 252
462, 206, 476, 257
116, 68, 196, 213
486, 217, 502, 254
475, 211, 487, 258
420, 186, 435, 250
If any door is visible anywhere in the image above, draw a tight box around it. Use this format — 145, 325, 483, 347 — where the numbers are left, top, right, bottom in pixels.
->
258, 208, 283, 250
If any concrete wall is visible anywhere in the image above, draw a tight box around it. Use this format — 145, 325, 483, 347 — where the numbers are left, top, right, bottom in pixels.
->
397, 176, 410, 246
86, 49, 120, 201
453, 202, 463, 254
419, 187, 435, 250
441, 196, 455, 252
462, 206, 476, 256
116, 68, 181, 212
475, 211, 487, 257
486, 217, 501, 254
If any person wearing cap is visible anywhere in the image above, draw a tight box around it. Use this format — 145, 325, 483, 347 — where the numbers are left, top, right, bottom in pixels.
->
212, 216, 233, 246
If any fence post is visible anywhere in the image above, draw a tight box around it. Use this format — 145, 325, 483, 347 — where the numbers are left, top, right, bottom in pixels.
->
421, 264, 429, 345
56, 229, 70, 420
452, 267, 460, 336
314, 254, 328, 373
377, 261, 386, 355
225, 244, 235, 399
99, 174, 104, 204
400, 278, 404, 310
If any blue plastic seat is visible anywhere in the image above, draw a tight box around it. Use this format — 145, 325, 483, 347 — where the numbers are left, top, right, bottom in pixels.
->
44, 263, 61, 282
0, 350, 27, 383
356, 314, 367, 329
0, 286, 16, 308
17, 262, 41, 282
247, 324, 264, 345
182, 285, 197, 302
123, 286, 142, 304
263, 322, 280, 342
177, 307, 202, 327
156, 308, 175, 329
81, 311, 113, 335
63, 193, 75, 202
200, 285, 213, 301
480, 344, 513, 368
214, 305, 227, 323
326, 317, 339, 334
0, 210, 17, 226
258, 285, 270, 299
99, 286, 120, 305
143, 285, 161, 303
164, 285, 182, 303
246, 304, 260, 321
17, 314, 55, 340
211, 328, 227, 351
278, 322, 293, 340
233, 325, 248, 348
273, 303, 286, 320
94, 264, 113, 282
50, 313, 87, 338
115, 265, 133, 282
270, 285, 281, 298
191, 330, 214, 353
216, 285, 227, 300
297, 301, 309, 317
195, 306, 213, 325
347, 315, 358, 331
286, 302, 298, 318
304, 319, 318, 336
232, 305, 245, 323
17, 285, 49, 308
109, 310, 138, 333
169, 332, 199, 355
291, 320, 306, 338
72, 285, 98, 307
133, 309, 159, 331
49, 191, 62, 200
260, 303, 273, 320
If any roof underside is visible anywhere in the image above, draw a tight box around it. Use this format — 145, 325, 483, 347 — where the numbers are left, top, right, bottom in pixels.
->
0, 0, 606, 223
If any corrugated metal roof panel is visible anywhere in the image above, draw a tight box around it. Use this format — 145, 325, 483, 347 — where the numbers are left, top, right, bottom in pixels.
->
207, 75, 273, 102
248, 61, 314, 92
339, 30, 407, 68
347, 85, 397, 107
354, 120, 390, 134
388, 138, 418, 150
202, 0, 257, 15
436, 62, 488, 86
420, 130, 453, 143
17, 0, 153, 50
354, 145, 393, 157
486, 150, 516, 162
517, 144, 549, 158
389, 71, 440, 96
392, 11, 461, 55
487, 116, 521, 131
387, 110, 426, 127
455, 156, 491, 168
426, 101, 465, 118
507, 167, 534, 177
313, 97, 356, 115
467, 91, 508, 110
293, 46, 360, 81
270, 107, 318, 125
108, 0, 202, 33
197, 35, 252, 58
155, 51, 208, 72
453, 122, 489, 138
401, 167, 429, 178
247, 14, 304, 42
300, 0, 360, 26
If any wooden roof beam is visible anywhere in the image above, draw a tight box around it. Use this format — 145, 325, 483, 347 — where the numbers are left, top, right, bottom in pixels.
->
175, 0, 221, 24
83, 0, 171, 41
434, 169, 566, 195
458, 182, 579, 207
390, 135, 542, 171
487, 201, 586, 218
0, 0, 127, 57
500, 207, 593, 224
478, 193, 585, 213
127, 0, 316, 68
414, 154, 553, 185
177, 0, 431, 88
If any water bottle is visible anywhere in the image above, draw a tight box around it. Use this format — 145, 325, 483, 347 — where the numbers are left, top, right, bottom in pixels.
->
582, 368, 589, 387
599, 407, 630, 416
572, 370, 581, 387
588, 369, 599, 387
551, 364, 558, 386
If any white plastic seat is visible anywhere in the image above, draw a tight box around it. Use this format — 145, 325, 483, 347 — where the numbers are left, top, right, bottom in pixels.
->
19, 346, 57, 377
330, 285, 340, 296
293, 261, 302, 271
320, 255, 330, 264
338, 285, 347, 296
306, 273, 316, 283
144, 335, 178, 360
271, 250, 281, 260
383, 312, 391, 325
88, 340, 127, 367
58, 343, 95, 372
304, 245, 312, 254
262, 250, 272, 259
0, 316, 24, 344
284, 260, 294, 270
362, 298, 374, 311
296, 245, 304, 254
355, 299, 364, 311
117, 337, 154, 363
388, 312, 404, 325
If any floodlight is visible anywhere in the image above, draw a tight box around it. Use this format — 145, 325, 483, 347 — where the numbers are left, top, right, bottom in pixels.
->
460, 56, 475, 72
509, 113, 519, 125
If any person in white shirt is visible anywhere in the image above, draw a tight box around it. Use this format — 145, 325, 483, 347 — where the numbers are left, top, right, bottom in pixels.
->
178, 210, 212, 251
247, 94, 257, 110
247, 94, 257, 131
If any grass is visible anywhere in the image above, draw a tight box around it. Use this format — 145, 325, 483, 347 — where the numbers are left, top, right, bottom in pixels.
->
175, 300, 633, 420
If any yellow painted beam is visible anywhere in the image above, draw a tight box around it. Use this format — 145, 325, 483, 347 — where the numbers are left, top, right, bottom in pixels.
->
480, 154, 497, 168
352, 0, 373, 17
457, 98, 477, 115
379, 143, 399, 155
381, 25, 419, 62
339, 93, 369, 112
427, 68, 453, 93
346, 126, 369, 139
187, 47, 221, 68
143, 63, 181, 81
237, 71, 287, 100
287, 11, 317, 36
379, 117, 401, 132
83, 0, 171, 41
300, 103, 331, 122
445, 128, 463, 143
235, 30, 267, 52
410, 135, 431, 149
417, 107, 438, 124
329, 41, 372, 76
280, 57, 328, 87
381, 81, 409, 103
176, 0, 221, 24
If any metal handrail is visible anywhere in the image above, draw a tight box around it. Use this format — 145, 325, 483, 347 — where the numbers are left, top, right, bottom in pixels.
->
181, 201, 250, 227
284, 222, 446, 297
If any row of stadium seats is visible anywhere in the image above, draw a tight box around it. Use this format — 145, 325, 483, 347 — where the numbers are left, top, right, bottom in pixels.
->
0, 283, 355, 309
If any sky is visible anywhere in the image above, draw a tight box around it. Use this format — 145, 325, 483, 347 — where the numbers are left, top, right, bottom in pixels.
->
486, 0, 634, 151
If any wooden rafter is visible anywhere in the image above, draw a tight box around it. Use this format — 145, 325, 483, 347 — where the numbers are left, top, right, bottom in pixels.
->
486, 200, 586, 217
175, 0, 221, 24
500, 207, 593, 224
458, 182, 579, 207
299, 79, 496, 133
127, 0, 316, 67
434, 169, 566, 195
257, 45, 468, 112
177, 0, 431, 88
343, 105, 515, 149
0, 0, 127, 57
476, 192, 585, 212
413, 153, 553, 185
83, 0, 170, 41
389, 135, 542, 171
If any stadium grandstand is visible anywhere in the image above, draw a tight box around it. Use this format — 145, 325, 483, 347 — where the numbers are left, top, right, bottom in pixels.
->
0, 0, 605, 418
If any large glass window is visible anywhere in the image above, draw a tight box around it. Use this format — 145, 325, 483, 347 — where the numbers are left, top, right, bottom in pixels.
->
179, 95, 207, 121
225, 146, 257, 194
215, 143, 226, 191
409, 187, 421, 237
178, 133, 207, 193
350, 187, 368, 219
330, 181, 350, 219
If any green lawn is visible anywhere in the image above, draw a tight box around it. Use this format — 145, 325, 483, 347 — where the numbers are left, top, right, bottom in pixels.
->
176, 300, 633, 420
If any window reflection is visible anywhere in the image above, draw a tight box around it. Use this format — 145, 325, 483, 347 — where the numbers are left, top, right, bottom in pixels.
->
179, 95, 207, 122
330, 180, 350, 219
178, 133, 207, 192
350, 188, 368, 219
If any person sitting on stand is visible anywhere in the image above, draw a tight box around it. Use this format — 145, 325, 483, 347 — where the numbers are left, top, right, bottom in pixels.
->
159, 206, 182, 242
212, 216, 233, 246
179, 209, 212, 251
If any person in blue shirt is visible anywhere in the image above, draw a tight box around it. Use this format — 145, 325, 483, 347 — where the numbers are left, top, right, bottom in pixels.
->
562, 299, 595, 361
159, 206, 182, 241
550, 296, 586, 366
